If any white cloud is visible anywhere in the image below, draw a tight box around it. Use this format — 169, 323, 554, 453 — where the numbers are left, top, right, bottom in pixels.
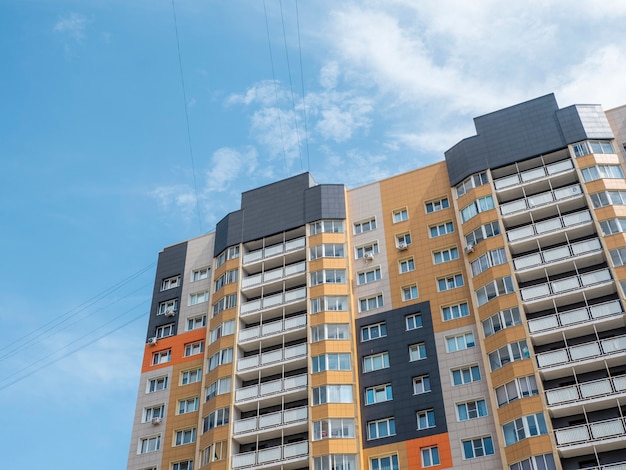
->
227, 80, 284, 107
150, 184, 197, 216
205, 146, 259, 192
53, 12, 89, 43
319, 61, 340, 89
314, 96, 373, 143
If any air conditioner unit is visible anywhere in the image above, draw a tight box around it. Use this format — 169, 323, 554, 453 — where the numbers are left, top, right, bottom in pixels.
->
151, 417, 162, 425
165, 308, 176, 317
364, 252, 374, 261
397, 241, 408, 250
147, 337, 158, 346
464, 244, 475, 254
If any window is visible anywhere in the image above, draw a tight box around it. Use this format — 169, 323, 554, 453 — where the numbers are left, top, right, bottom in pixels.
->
489, 340, 529, 371
399, 258, 415, 273
156, 323, 175, 339
207, 347, 233, 372
600, 218, 626, 235
152, 350, 171, 365
466, 221, 500, 247
189, 290, 209, 306
157, 299, 178, 315
393, 208, 408, 222
192, 266, 210, 282
495, 375, 538, 407
402, 285, 419, 301
509, 454, 556, 470
433, 247, 459, 264
361, 322, 387, 341
461, 195, 495, 222
409, 343, 426, 361
174, 428, 196, 446
144, 404, 164, 422
446, 332, 475, 352
358, 267, 382, 285
181, 368, 202, 385
313, 455, 357, 470
426, 198, 449, 213
148, 376, 168, 393
310, 243, 345, 260
187, 315, 206, 331
178, 397, 199, 414
310, 220, 344, 234
421, 447, 440, 467
462, 436, 494, 459
470, 248, 507, 276
215, 246, 239, 268
368, 417, 396, 439
430, 221, 454, 238
482, 307, 522, 338
417, 409, 435, 429
572, 140, 615, 157
161, 275, 181, 291
203, 441, 226, 464
172, 461, 193, 470
413, 375, 431, 394
363, 352, 390, 372
457, 399, 487, 420
590, 190, 626, 208
581, 164, 624, 182
442, 302, 469, 321
396, 232, 412, 247
312, 353, 351, 372
139, 435, 161, 454
310, 296, 348, 313
365, 384, 393, 405
214, 269, 238, 291
452, 365, 481, 385
312, 385, 353, 405
202, 408, 229, 432
610, 247, 626, 266
456, 172, 489, 197
370, 455, 399, 470
212, 293, 237, 316
205, 377, 231, 401
437, 274, 464, 291
313, 418, 356, 440
502, 413, 548, 446
359, 294, 384, 312
184, 341, 204, 357
476, 276, 514, 306
356, 242, 379, 259
311, 269, 347, 285
311, 324, 350, 342
405, 313, 422, 330
209, 320, 235, 344
354, 218, 377, 234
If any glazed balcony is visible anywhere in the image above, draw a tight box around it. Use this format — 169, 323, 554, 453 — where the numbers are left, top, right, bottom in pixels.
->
545, 375, 626, 417
555, 417, 626, 458
243, 237, 306, 269
233, 406, 308, 437
239, 314, 307, 346
232, 441, 308, 469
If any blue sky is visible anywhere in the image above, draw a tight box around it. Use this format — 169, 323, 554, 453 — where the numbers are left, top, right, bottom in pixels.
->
1, 1, 626, 468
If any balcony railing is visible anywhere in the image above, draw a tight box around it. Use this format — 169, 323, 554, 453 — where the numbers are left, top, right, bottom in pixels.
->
555, 417, 626, 447
546, 375, 626, 406
243, 237, 305, 265
232, 441, 308, 469
536, 335, 626, 369
241, 261, 306, 289
578, 463, 626, 470
233, 406, 308, 435
507, 210, 592, 243
513, 238, 602, 271
500, 184, 582, 216
239, 314, 307, 343
235, 374, 307, 403
237, 343, 307, 372
528, 300, 623, 334
520, 268, 612, 302
240, 287, 306, 315
494, 160, 574, 190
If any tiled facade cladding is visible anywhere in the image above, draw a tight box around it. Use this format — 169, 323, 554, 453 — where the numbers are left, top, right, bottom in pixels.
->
128, 94, 626, 470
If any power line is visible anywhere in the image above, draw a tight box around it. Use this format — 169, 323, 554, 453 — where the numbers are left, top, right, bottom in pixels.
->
295, 0, 311, 171
171, 0, 204, 234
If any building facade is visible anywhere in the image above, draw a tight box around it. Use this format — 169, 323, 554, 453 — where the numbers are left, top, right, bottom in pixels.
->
127, 94, 626, 470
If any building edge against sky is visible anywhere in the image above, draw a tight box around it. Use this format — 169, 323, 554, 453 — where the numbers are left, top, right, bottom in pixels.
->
127, 93, 626, 470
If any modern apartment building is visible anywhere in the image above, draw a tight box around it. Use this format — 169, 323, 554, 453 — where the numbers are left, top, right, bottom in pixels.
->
127, 93, 626, 470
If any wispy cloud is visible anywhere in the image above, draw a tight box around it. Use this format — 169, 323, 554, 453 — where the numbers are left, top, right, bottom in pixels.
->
53, 12, 90, 43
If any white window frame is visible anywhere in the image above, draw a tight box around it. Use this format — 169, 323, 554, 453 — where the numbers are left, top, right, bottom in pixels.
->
502, 413, 548, 446
181, 368, 202, 385
186, 315, 206, 331
446, 332, 475, 353
174, 428, 197, 446
392, 208, 408, 223
356, 242, 380, 259
433, 246, 459, 264
489, 340, 529, 371
147, 376, 168, 393
399, 257, 415, 273
157, 299, 178, 315
205, 377, 232, 401
357, 267, 382, 285
461, 195, 495, 222
309, 220, 344, 235
139, 435, 161, 454
396, 232, 412, 247
192, 266, 210, 282
364, 383, 393, 405
430, 221, 454, 238
370, 455, 399, 470
152, 349, 171, 365
361, 322, 387, 341
178, 397, 199, 415
413, 375, 431, 395
172, 461, 193, 470
156, 323, 175, 339
451, 364, 481, 386
465, 221, 500, 247
189, 290, 209, 306
143, 404, 165, 422
363, 352, 390, 372
311, 385, 353, 405
495, 375, 538, 407
402, 284, 419, 301
421, 446, 440, 467
310, 324, 350, 342
456, 171, 489, 197
416, 409, 435, 429
425, 198, 449, 213
207, 347, 233, 372
359, 294, 384, 312
184, 341, 204, 357
462, 435, 494, 459
310, 243, 345, 260
476, 276, 514, 306
367, 417, 396, 439
312, 353, 351, 373
437, 273, 464, 291
354, 217, 377, 234
442, 302, 470, 321
161, 275, 181, 291
482, 307, 522, 338
311, 269, 347, 286
409, 343, 426, 361
457, 399, 488, 421
406, 313, 422, 330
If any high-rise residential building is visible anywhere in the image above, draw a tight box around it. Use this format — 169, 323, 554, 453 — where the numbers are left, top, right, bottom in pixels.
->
127, 93, 626, 470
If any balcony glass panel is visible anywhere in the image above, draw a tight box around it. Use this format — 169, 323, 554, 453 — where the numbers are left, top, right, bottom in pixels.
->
521, 284, 551, 301
265, 244, 285, 257
546, 385, 579, 405
542, 245, 570, 262
232, 452, 256, 468
554, 184, 582, 200
580, 379, 613, 399
508, 225, 535, 242
258, 411, 282, 428
241, 273, 263, 288
551, 277, 580, 293
555, 425, 590, 444
591, 301, 623, 318
285, 237, 305, 252
514, 253, 542, 270
601, 336, 626, 353
258, 447, 282, 464
259, 379, 283, 395
535, 218, 563, 233
501, 199, 528, 215
559, 307, 589, 326
590, 419, 625, 439
547, 160, 574, 174
234, 417, 257, 434
613, 376, 626, 392
529, 315, 559, 333
495, 174, 520, 189
283, 441, 308, 458
569, 342, 601, 361
571, 238, 601, 255
521, 167, 547, 182
284, 407, 307, 423
581, 269, 611, 286
562, 211, 592, 226
528, 191, 554, 207
537, 349, 568, 367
